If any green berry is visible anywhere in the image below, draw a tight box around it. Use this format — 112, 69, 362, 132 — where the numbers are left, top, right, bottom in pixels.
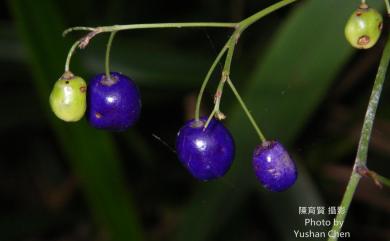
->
345, 4, 383, 49
49, 72, 87, 122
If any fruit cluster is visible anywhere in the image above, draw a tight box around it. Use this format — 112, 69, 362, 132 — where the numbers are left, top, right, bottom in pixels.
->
50, 71, 141, 130
176, 118, 297, 191
345, 3, 383, 49
50, 0, 303, 192
49, 69, 298, 192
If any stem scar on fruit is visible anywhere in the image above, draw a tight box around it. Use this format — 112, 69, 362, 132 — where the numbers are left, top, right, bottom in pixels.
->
101, 75, 118, 86
95, 112, 102, 119
358, 35, 370, 45
80, 86, 87, 92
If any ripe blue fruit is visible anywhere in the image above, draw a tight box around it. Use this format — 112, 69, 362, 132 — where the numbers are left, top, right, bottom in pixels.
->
252, 140, 297, 192
87, 72, 141, 131
176, 117, 235, 181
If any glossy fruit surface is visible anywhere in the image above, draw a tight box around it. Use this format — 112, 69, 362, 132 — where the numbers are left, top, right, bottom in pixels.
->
252, 140, 297, 192
176, 117, 235, 181
87, 72, 141, 131
49, 74, 87, 122
345, 6, 383, 49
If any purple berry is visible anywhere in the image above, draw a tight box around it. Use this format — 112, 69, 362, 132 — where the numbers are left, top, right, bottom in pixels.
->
87, 72, 141, 131
176, 117, 235, 181
252, 140, 297, 192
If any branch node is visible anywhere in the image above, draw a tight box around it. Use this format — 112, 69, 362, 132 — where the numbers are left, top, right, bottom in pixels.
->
215, 111, 226, 120
79, 28, 102, 49
355, 166, 383, 189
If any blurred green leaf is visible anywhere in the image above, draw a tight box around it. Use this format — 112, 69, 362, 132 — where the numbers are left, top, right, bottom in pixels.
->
0, 24, 26, 62
8, 0, 143, 240
174, 1, 384, 241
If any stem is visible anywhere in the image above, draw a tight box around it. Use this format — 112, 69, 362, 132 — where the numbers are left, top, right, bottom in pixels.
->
203, 76, 226, 129
226, 78, 266, 143
376, 173, 390, 187
215, 41, 236, 111
327, 33, 390, 241
64, 40, 81, 72
201, 0, 297, 135
356, 166, 390, 188
195, 43, 229, 121
213, 72, 228, 113
203, 108, 217, 131
63, 27, 96, 36
203, 36, 236, 129
64, 22, 237, 36
222, 37, 237, 75
105, 31, 117, 79
237, 0, 297, 32
384, 0, 390, 15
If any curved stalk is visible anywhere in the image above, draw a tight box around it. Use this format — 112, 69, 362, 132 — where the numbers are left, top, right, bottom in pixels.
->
105, 31, 117, 80
226, 78, 266, 142
64, 40, 81, 73
195, 44, 229, 121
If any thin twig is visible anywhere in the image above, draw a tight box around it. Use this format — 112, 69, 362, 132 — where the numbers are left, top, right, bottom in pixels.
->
327, 33, 390, 241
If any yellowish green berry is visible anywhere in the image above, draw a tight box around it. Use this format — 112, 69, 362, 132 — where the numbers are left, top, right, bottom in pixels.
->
345, 5, 383, 49
49, 72, 87, 122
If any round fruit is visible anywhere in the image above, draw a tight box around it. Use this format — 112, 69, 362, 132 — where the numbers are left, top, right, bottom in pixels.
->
344, 5, 383, 49
87, 72, 141, 131
49, 72, 87, 122
252, 140, 297, 192
176, 117, 235, 181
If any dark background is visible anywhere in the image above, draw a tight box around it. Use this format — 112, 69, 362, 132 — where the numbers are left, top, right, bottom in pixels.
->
1, 0, 389, 240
